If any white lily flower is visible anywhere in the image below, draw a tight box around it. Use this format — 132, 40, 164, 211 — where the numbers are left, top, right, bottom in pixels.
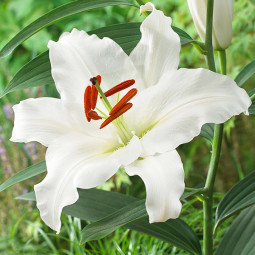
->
11, 2, 250, 233
187, 0, 233, 50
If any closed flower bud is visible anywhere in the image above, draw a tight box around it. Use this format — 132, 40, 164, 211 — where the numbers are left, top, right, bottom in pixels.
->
187, 0, 233, 50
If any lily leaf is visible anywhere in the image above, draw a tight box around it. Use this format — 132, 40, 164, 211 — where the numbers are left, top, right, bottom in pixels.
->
235, 60, 255, 87
0, 161, 46, 193
215, 171, 255, 231
0, 23, 141, 98
0, 0, 138, 58
199, 123, 214, 142
17, 189, 201, 254
248, 89, 255, 114
1, 22, 195, 98
215, 205, 255, 255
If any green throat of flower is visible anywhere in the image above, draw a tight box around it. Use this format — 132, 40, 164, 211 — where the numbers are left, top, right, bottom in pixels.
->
84, 75, 137, 144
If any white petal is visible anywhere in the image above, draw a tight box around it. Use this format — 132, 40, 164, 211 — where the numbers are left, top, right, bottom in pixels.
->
34, 134, 141, 233
126, 68, 251, 156
10, 98, 73, 147
48, 28, 141, 110
125, 150, 185, 222
130, 3, 180, 88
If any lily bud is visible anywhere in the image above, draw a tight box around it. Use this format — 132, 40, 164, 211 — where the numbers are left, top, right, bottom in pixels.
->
187, 0, 233, 50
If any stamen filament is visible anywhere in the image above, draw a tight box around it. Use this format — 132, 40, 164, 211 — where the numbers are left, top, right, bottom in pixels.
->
95, 107, 108, 118
104, 79, 135, 97
109, 88, 137, 116
91, 77, 112, 112
100, 103, 133, 129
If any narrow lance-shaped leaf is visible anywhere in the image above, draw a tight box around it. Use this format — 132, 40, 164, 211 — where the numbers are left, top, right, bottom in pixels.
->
235, 60, 255, 87
248, 89, 255, 114
0, 0, 138, 58
0, 161, 46, 193
215, 170, 255, 231
215, 205, 255, 255
1, 23, 195, 98
17, 189, 201, 254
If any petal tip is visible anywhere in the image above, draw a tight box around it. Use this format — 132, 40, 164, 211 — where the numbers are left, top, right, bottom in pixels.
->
140, 2, 155, 15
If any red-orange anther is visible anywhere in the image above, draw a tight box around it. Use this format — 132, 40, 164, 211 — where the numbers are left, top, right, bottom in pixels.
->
88, 110, 102, 120
96, 75, 101, 85
91, 85, 98, 110
109, 88, 137, 116
84, 86, 92, 122
104, 79, 135, 97
100, 103, 133, 129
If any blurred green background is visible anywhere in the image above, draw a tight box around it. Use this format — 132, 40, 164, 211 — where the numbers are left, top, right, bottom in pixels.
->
0, 0, 255, 254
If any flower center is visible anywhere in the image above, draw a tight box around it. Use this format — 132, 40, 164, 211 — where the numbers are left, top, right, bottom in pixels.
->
84, 75, 137, 144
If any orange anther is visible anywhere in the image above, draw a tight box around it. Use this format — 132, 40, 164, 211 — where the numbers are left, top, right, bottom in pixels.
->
100, 103, 133, 129
88, 110, 102, 120
96, 75, 101, 85
109, 88, 137, 116
104, 79, 135, 97
84, 86, 92, 122
91, 85, 99, 110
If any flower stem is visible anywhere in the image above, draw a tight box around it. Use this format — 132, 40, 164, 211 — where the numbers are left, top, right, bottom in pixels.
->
203, 1, 226, 254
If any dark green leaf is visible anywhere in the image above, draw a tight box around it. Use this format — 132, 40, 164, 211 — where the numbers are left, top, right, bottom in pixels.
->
199, 123, 214, 142
18, 189, 201, 254
215, 171, 255, 231
0, 52, 52, 97
0, 161, 46, 193
172, 26, 194, 45
215, 205, 255, 255
0, 0, 138, 58
248, 89, 255, 114
1, 22, 195, 98
81, 199, 147, 243
0, 23, 142, 97
235, 60, 255, 87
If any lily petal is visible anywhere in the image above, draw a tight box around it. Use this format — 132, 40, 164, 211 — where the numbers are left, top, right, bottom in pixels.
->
34, 134, 141, 233
125, 150, 184, 222
126, 68, 251, 156
10, 98, 73, 147
130, 2, 180, 88
48, 28, 140, 110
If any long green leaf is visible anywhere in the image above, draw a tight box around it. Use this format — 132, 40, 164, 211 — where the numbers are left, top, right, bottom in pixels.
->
235, 60, 255, 87
248, 89, 255, 114
215, 205, 255, 255
80, 198, 201, 255
0, 0, 138, 58
1, 22, 195, 98
0, 161, 46, 193
199, 123, 214, 142
18, 189, 201, 254
215, 171, 255, 231
0, 23, 141, 97
81, 199, 147, 243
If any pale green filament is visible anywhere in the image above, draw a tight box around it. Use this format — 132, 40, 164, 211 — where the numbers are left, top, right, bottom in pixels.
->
93, 79, 133, 144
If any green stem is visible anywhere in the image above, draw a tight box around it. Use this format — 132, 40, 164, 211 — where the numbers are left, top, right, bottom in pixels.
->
202, 1, 226, 254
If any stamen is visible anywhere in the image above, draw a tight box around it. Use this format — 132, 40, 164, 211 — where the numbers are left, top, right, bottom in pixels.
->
88, 110, 102, 120
104, 79, 135, 97
84, 86, 92, 122
91, 86, 99, 110
109, 88, 137, 116
100, 103, 133, 129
